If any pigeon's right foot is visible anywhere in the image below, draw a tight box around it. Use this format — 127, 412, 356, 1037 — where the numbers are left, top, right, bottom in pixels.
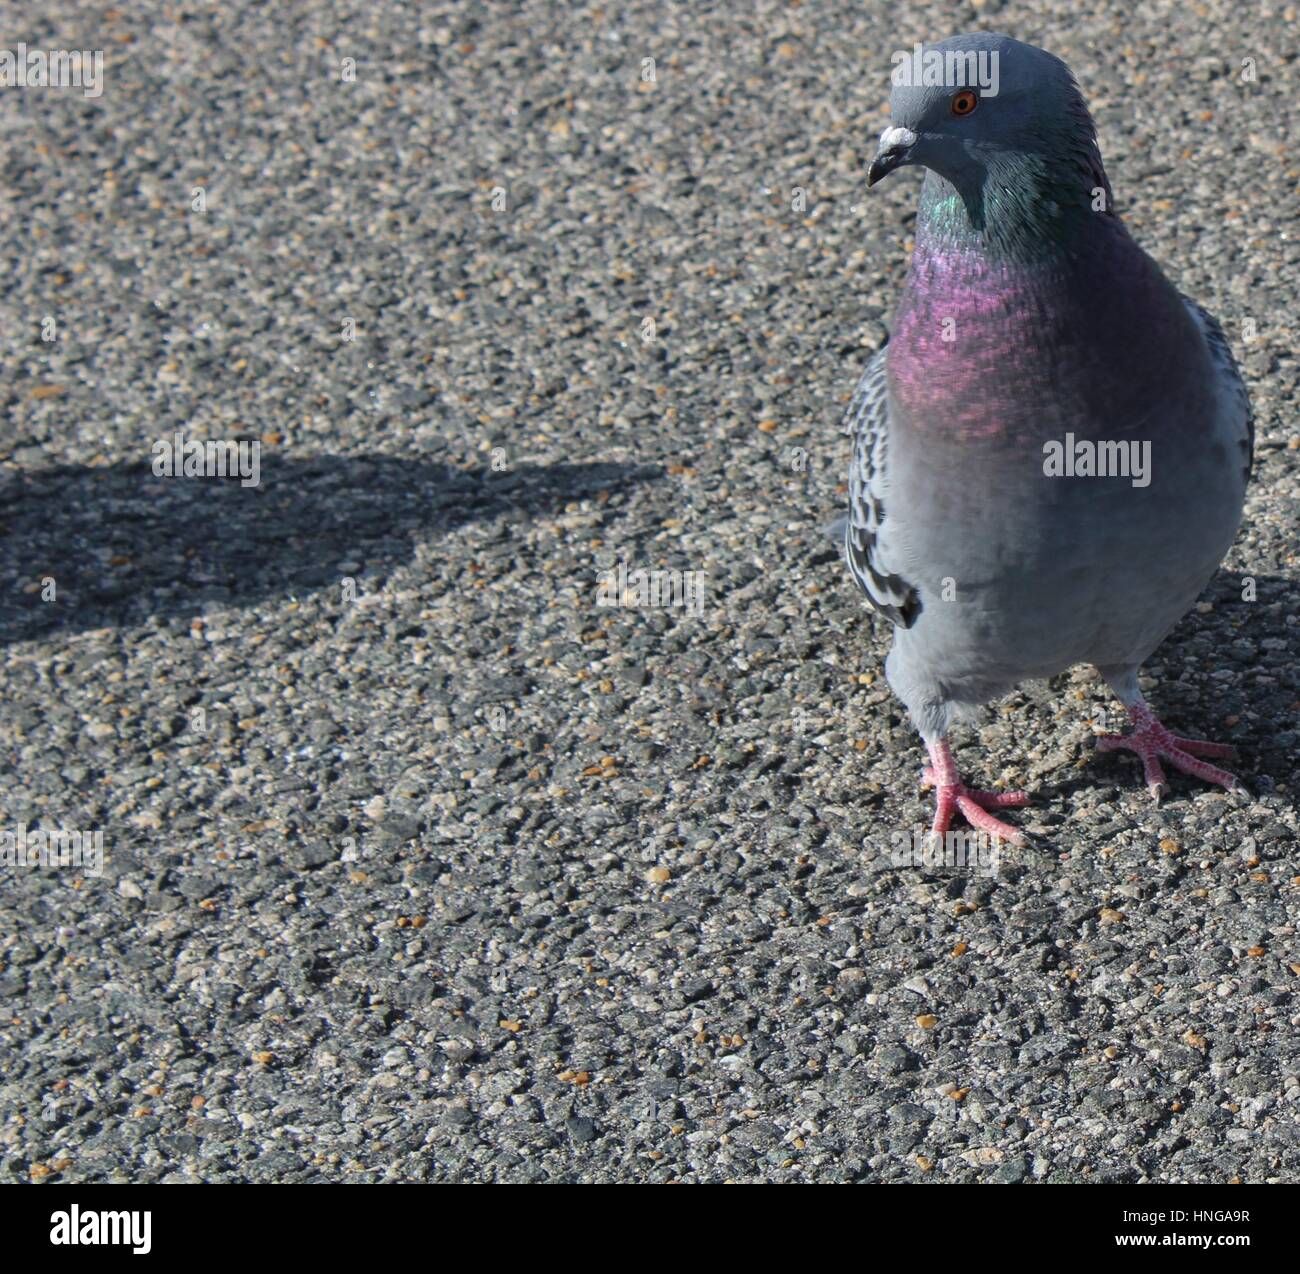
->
923, 738, 1029, 846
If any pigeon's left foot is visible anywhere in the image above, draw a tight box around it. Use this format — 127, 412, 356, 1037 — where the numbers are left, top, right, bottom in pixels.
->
923, 738, 1029, 845
1095, 702, 1240, 800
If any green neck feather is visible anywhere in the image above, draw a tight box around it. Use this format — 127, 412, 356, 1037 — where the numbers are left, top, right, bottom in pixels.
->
916, 145, 1119, 266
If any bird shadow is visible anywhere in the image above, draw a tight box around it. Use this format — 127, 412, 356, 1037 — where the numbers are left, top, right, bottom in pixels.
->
0, 454, 662, 643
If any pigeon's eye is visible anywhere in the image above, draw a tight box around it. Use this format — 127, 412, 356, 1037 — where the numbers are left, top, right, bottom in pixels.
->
950, 90, 979, 117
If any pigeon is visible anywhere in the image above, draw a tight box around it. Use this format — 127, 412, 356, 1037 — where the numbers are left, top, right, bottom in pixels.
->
842, 32, 1252, 844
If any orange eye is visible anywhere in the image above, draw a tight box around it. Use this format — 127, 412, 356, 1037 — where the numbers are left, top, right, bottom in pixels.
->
950, 90, 978, 117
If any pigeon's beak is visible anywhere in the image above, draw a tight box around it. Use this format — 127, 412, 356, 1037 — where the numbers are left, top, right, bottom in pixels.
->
867, 126, 918, 187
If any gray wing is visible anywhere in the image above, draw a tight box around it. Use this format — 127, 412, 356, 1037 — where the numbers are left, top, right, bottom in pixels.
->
842, 347, 919, 628
1184, 297, 1253, 484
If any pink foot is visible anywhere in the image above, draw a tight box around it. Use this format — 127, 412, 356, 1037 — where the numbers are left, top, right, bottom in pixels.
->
1095, 702, 1240, 800
923, 739, 1029, 846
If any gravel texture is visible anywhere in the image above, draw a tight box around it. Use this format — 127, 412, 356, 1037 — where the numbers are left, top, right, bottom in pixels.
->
1, 0, 1298, 1184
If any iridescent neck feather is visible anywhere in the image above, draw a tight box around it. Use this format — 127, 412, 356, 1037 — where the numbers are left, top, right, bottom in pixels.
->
887, 162, 1198, 444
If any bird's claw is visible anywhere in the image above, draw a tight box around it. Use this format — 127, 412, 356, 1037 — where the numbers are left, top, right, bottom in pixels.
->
1096, 704, 1240, 800
922, 742, 1029, 846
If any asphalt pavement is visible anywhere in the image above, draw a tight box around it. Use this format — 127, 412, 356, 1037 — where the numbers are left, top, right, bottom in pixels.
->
1, 0, 1298, 1182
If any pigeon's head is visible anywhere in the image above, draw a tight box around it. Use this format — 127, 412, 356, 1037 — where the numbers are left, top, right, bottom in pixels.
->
869, 33, 1101, 197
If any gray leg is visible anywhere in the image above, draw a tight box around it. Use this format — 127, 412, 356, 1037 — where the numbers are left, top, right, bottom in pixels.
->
1095, 663, 1141, 709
